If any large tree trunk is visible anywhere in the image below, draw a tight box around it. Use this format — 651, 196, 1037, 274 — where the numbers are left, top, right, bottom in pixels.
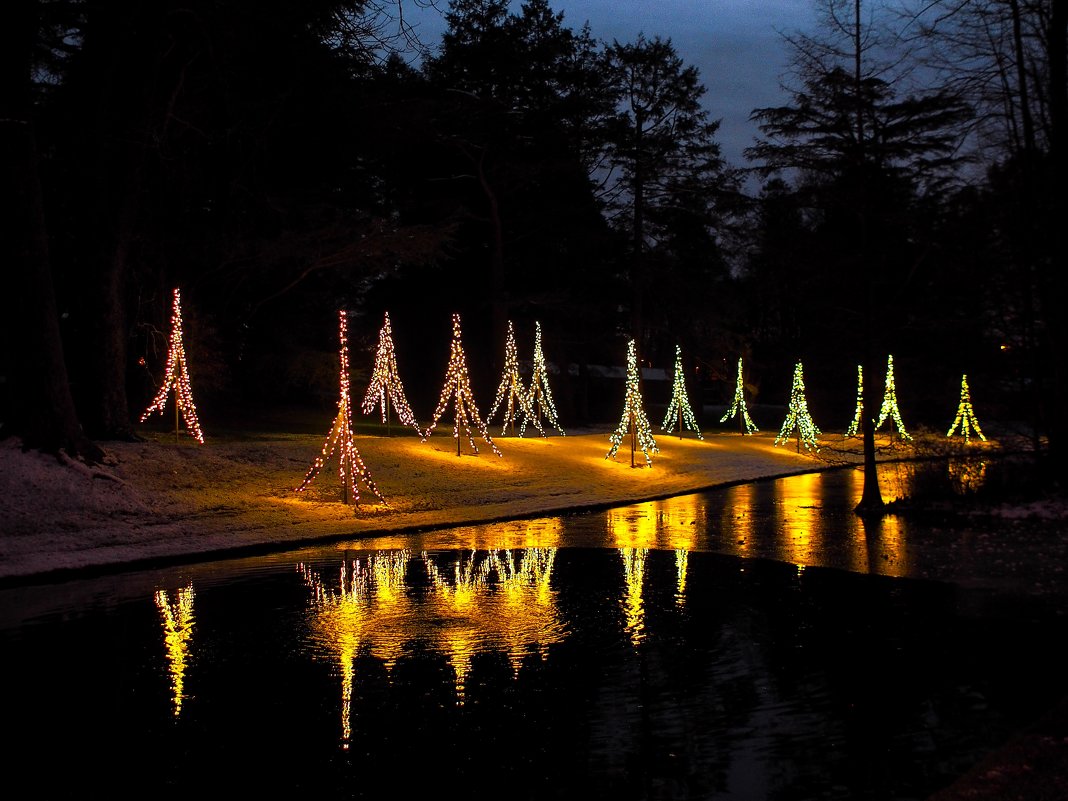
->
1, 0, 103, 462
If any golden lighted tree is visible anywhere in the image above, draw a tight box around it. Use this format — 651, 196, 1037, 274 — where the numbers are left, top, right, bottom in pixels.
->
846, 364, 864, 437
606, 339, 658, 466
296, 311, 386, 505
521, 321, 565, 437
487, 321, 538, 436
424, 314, 502, 457
139, 288, 205, 443
360, 311, 422, 436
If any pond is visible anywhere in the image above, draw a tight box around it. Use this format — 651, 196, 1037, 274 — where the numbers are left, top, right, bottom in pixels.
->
3, 460, 1062, 800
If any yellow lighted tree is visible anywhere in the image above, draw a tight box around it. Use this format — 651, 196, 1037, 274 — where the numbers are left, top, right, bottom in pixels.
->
424, 314, 502, 457
846, 364, 864, 437
876, 354, 912, 443
720, 356, 757, 434
521, 321, 565, 437
360, 311, 422, 437
606, 339, 659, 467
487, 321, 538, 436
140, 288, 205, 444
775, 361, 820, 453
662, 345, 703, 439
947, 374, 986, 443
296, 311, 386, 506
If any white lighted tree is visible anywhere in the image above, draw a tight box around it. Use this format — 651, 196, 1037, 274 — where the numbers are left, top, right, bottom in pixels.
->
424, 314, 502, 457
296, 311, 386, 506
521, 321, 565, 437
876, 354, 912, 442
947, 374, 986, 443
846, 364, 864, 437
487, 321, 539, 436
140, 288, 205, 444
606, 339, 659, 467
720, 356, 757, 434
661, 345, 703, 439
775, 361, 821, 453
360, 311, 422, 437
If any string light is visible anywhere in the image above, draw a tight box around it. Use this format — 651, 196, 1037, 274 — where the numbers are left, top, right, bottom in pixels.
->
661, 344, 703, 439
846, 364, 863, 437
775, 361, 821, 453
720, 356, 757, 434
360, 311, 423, 436
424, 313, 502, 457
947, 373, 986, 443
486, 321, 540, 436
876, 354, 912, 442
140, 288, 205, 444
296, 310, 386, 505
155, 583, 195, 717
520, 321, 565, 437
606, 339, 659, 466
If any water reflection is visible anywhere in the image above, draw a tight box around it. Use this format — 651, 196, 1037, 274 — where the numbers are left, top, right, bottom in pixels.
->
302, 546, 565, 741
155, 583, 195, 716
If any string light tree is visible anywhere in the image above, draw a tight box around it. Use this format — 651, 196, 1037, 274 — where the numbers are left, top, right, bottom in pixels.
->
423, 314, 502, 457
720, 356, 758, 434
606, 339, 659, 467
947, 374, 986, 444
139, 288, 205, 444
360, 311, 423, 437
775, 361, 821, 453
520, 321, 565, 437
875, 354, 912, 445
487, 321, 539, 437
296, 310, 386, 507
662, 345, 703, 440
846, 365, 864, 437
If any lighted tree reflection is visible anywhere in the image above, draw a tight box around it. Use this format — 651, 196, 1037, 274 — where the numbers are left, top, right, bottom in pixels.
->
302, 546, 564, 742
155, 583, 195, 717
608, 496, 700, 640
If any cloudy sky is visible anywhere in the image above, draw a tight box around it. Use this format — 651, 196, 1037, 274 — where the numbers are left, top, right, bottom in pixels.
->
397, 0, 818, 168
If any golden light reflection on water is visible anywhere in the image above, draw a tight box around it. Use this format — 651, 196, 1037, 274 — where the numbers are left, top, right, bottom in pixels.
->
948, 458, 987, 494
607, 495, 700, 641
155, 583, 195, 717
302, 546, 564, 742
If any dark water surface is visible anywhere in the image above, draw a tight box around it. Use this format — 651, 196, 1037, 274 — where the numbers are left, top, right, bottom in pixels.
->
3, 463, 1064, 800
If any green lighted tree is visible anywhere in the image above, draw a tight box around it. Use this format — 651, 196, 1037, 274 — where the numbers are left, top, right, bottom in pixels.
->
775, 361, 821, 453
947, 374, 986, 443
846, 365, 864, 437
662, 345, 702, 439
720, 357, 757, 434
876, 355, 912, 443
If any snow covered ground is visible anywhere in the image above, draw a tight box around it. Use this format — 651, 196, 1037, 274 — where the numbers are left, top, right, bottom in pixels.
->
0, 427, 829, 580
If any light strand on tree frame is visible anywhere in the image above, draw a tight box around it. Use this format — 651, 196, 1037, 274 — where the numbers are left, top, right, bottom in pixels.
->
947, 373, 986, 443
360, 311, 423, 435
661, 345, 703, 439
606, 339, 659, 466
719, 357, 757, 434
139, 288, 205, 443
520, 321, 565, 437
775, 361, 821, 452
423, 314, 502, 457
846, 364, 864, 437
875, 354, 912, 441
487, 321, 541, 436
296, 311, 386, 505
